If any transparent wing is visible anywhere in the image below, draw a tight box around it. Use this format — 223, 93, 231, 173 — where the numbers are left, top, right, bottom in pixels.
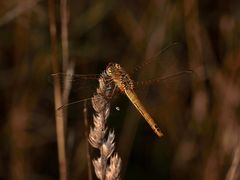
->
49, 72, 121, 110
131, 41, 192, 101
131, 42, 190, 81
132, 42, 182, 74
134, 70, 193, 87
47, 73, 100, 110
126, 43, 193, 131
131, 41, 192, 96
49, 73, 100, 92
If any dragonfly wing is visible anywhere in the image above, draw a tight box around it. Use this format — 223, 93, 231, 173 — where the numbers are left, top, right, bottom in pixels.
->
133, 67, 192, 133
133, 42, 182, 73
131, 42, 193, 108
49, 73, 100, 93
135, 70, 194, 87
48, 73, 101, 110
132, 42, 190, 81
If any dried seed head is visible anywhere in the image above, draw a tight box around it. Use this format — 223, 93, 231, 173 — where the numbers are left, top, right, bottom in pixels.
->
92, 157, 103, 179
89, 70, 121, 180
92, 94, 110, 113
106, 154, 122, 180
101, 131, 115, 159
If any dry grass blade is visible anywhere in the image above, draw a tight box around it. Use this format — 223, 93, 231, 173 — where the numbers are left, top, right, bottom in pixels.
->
60, 0, 69, 71
48, 0, 67, 179
226, 143, 240, 180
0, 0, 43, 26
83, 100, 93, 180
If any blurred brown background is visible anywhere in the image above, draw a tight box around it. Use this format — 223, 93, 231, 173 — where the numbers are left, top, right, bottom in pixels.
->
0, 0, 240, 179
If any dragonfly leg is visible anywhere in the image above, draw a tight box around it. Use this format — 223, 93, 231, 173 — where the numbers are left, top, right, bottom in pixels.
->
108, 84, 117, 100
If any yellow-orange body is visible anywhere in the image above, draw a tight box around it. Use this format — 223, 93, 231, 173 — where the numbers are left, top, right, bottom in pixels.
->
106, 63, 163, 138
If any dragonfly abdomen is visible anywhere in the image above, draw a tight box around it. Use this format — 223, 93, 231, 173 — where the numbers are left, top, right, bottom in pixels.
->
125, 89, 163, 138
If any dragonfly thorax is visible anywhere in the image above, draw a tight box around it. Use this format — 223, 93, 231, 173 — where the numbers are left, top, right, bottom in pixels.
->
106, 63, 134, 92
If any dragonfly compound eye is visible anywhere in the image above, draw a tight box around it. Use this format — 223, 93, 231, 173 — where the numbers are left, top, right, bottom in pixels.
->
115, 64, 120, 69
106, 67, 112, 75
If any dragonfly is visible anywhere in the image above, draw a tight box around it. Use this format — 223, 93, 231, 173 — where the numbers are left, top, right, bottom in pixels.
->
105, 62, 164, 137
52, 43, 193, 138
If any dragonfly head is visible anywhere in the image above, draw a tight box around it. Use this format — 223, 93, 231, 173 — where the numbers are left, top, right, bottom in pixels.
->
106, 63, 121, 76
